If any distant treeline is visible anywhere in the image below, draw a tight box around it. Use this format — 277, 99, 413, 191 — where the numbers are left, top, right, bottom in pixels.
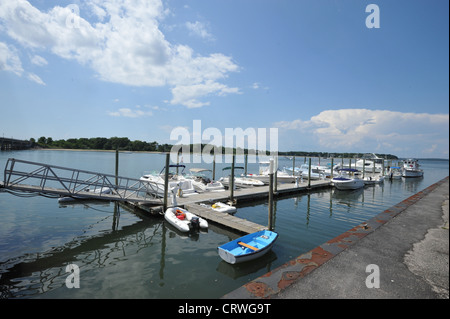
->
31, 136, 398, 159
280, 151, 398, 160
33, 136, 172, 152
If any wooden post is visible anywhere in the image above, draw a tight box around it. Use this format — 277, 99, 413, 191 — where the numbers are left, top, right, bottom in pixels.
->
212, 153, 216, 181
308, 157, 311, 188
230, 154, 235, 203
331, 158, 334, 179
244, 154, 248, 177
163, 153, 170, 211
115, 148, 119, 186
112, 202, 120, 231
274, 155, 278, 193
363, 158, 366, 178
268, 159, 274, 231
292, 156, 295, 176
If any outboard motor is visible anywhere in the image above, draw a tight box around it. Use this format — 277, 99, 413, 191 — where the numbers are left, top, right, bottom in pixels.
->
189, 216, 201, 232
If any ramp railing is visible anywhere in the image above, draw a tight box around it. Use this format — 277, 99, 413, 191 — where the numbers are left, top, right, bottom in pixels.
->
2, 158, 162, 204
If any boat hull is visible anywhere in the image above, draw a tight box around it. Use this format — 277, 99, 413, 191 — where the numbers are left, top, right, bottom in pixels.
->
220, 177, 265, 188
217, 230, 278, 264
141, 175, 198, 197
363, 175, 385, 185
332, 178, 365, 190
245, 174, 298, 184
58, 187, 112, 203
402, 170, 423, 178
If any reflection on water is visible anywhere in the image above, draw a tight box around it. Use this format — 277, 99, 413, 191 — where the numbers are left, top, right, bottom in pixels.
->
216, 250, 277, 280
0, 151, 448, 298
0, 203, 160, 298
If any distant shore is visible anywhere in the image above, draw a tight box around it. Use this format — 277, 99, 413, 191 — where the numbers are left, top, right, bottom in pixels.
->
37, 147, 165, 154
17, 148, 446, 161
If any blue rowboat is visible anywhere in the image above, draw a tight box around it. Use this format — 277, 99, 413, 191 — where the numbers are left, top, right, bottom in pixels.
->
217, 230, 278, 264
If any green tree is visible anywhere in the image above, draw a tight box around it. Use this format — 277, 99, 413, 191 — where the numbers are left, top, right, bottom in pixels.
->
37, 136, 46, 145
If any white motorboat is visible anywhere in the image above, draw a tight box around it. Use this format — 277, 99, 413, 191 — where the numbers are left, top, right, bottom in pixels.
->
164, 207, 208, 232
246, 161, 298, 184
363, 174, 385, 185
219, 167, 264, 188
298, 164, 326, 180
355, 153, 384, 173
402, 159, 424, 178
58, 187, 112, 203
220, 176, 265, 187
386, 166, 402, 180
140, 164, 198, 197
186, 168, 225, 193
332, 168, 365, 190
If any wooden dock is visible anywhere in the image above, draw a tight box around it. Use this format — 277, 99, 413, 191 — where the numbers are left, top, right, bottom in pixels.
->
1, 156, 332, 234
127, 179, 331, 234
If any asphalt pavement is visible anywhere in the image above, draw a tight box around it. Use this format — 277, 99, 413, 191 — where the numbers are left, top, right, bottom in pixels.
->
223, 177, 449, 299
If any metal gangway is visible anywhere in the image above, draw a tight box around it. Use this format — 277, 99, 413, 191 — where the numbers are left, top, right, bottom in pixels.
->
1, 158, 163, 205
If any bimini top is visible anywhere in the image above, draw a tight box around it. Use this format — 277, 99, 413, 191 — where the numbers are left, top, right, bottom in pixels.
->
159, 164, 186, 174
222, 166, 245, 170
338, 168, 360, 172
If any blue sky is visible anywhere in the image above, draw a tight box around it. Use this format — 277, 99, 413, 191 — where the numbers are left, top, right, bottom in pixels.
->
1, 0, 448, 158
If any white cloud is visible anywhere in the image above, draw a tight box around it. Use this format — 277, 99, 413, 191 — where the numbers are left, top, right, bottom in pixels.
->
0, 41, 46, 84
108, 106, 153, 118
0, 0, 240, 108
170, 80, 241, 108
27, 72, 45, 85
275, 109, 449, 158
30, 54, 48, 66
186, 21, 214, 40
0, 42, 24, 75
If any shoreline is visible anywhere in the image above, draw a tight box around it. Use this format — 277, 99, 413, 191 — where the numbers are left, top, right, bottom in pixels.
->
4, 148, 448, 161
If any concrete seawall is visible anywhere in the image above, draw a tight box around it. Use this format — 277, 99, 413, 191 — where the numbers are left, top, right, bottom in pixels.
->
223, 176, 449, 299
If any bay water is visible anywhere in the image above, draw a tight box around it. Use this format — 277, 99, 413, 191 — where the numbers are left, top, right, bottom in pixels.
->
0, 150, 448, 298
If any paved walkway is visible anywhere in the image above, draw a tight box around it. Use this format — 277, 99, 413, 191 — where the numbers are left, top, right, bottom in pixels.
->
223, 176, 449, 299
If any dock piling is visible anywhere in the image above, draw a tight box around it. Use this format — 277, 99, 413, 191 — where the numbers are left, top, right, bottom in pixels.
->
292, 156, 296, 176
363, 158, 366, 178
163, 153, 170, 212
308, 158, 312, 189
229, 154, 235, 204
331, 158, 334, 179
212, 154, 216, 181
274, 155, 278, 193
115, 148, 119, 186
268, 159, 274, 231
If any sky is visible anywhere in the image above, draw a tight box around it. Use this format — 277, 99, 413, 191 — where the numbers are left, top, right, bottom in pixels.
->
0, 0, 448, 159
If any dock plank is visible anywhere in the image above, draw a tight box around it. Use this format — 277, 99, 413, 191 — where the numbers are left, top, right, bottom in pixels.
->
184, 203, 267, 234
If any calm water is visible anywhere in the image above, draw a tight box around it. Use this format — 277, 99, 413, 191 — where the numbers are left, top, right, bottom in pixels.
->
0, 150, 448, 298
